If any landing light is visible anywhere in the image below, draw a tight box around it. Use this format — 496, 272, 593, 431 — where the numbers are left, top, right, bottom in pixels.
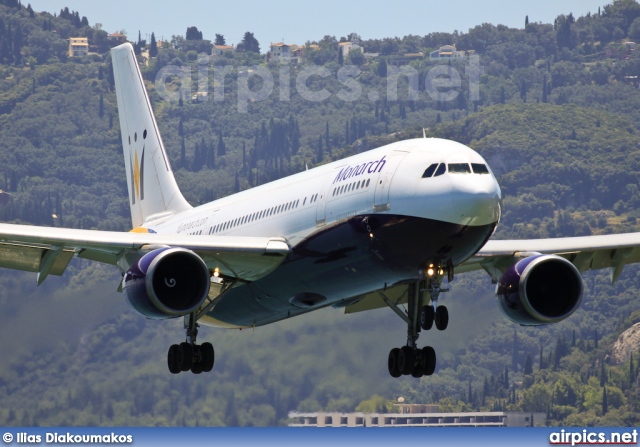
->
427, 268, 435, 276
369, 233, 374, 238
213, 267, 220, 278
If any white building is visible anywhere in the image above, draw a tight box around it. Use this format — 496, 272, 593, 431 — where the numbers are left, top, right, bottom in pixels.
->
430, 44, 466, 60
289, 410, 545, 427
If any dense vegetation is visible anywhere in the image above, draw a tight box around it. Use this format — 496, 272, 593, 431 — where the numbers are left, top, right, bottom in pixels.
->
1, 0, 640, 427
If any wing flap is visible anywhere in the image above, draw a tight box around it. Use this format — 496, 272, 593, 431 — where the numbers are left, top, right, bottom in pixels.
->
0, 243, 74, 276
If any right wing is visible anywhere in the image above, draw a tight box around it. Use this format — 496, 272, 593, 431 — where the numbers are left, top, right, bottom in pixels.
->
0, 223, 290, 285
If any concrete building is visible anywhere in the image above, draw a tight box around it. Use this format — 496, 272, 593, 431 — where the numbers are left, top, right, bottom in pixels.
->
270, 42, 300, 62
289, 410, 546, 427
429, 44, 466, 60
68, 37, 89, 57
339, 41, 362, 57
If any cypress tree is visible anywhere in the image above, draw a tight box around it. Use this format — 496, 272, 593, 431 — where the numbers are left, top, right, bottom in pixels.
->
316, 135, 323, 163
602, 386, 608, 415
149, 32, 158, 58
217, 133, 226, 156
524, 353, 533, 375
98, 93, 104, 118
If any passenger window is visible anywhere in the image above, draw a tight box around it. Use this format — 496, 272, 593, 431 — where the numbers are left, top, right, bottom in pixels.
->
448, 163, 471, 174
434, 164, 446, 177
471, 163, 490, 174
422, 163, 438, 178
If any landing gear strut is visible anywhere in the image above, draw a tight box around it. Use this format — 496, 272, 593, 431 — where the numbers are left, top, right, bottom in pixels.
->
385, 264, 451, 378
166, 275, 232, 375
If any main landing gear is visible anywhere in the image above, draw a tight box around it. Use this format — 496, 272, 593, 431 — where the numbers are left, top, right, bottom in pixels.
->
167, 274, 231, 375
384, 265, 451, 378
167, 312, 215, 374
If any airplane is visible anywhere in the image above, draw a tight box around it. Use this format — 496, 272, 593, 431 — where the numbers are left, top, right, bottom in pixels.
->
2, 42, 640, 378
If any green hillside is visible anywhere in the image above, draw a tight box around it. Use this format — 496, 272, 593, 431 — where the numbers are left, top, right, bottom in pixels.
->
1, 0, 640, 427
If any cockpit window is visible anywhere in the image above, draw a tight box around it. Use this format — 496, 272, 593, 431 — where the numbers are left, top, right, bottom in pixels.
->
448, 163, 471, 174
471, 163, 490, 174
434, 163, 446, 177
422, 163, 438, 178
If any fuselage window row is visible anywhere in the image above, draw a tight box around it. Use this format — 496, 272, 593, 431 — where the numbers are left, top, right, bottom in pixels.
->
206, 197, 307, 235
332, 178, 372, 197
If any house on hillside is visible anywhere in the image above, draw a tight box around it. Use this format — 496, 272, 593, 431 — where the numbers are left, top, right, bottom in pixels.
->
213, 44, 235, 58
429, 44, 466, 60
108, 32, 127, 45
339, 41, 362, 58
270, 42, 301, 62
68, 37, 89, 57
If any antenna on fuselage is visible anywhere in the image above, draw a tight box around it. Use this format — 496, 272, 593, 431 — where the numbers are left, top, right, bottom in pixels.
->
422, 128, 427, 138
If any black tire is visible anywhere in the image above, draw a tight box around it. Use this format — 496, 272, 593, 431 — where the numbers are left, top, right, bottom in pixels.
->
420, 305, 434, 330
191, 363, 203, 374
435, 306, 449, 331
411, 363, 424, 378
201, 342, 215, 372
177, 342, 193, 371
422, 346, 436, 376
167, 344, 181, 374
398, 346, 414, 375
388, 348, 401, 378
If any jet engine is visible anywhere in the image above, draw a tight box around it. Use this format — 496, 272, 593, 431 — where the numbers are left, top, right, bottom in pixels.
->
496, 254, 583, 326
123, 247, 210, 319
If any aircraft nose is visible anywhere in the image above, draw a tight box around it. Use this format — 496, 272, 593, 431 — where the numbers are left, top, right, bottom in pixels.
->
451, 175, 502, 226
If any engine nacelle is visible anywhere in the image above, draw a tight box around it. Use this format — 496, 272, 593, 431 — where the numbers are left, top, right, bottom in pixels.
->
496, 254, 583, 326
123, 247, 210, 319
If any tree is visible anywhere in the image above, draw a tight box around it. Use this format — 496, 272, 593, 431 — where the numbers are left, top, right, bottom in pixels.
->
524, 353, 533, 375
149, 33, 158, 58
186, 26, 203, 41
239, 32, 260, 53
525, 15, 529, 28
214, 34, 226, 46
217, 133, 226, 156
98, 93, 104, 118
316, 135, 323, 163
602, 386, 608, 415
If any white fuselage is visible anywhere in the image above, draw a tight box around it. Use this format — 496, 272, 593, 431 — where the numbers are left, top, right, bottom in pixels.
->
149, 138, 501, 244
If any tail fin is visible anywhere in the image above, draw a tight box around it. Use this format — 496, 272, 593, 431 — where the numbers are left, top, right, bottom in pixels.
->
111, 43, 191, 229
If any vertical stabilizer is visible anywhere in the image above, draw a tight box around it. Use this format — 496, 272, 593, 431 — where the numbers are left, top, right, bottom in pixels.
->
111, 43, 191, 228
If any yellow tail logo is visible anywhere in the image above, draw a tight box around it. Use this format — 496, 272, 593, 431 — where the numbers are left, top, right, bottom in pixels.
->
130, 145, 145, 204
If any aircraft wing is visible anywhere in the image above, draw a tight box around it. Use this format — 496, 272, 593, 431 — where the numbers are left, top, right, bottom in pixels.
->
345, 232, 640, 314
458, 232, 640, 284
0, 223, 290, 285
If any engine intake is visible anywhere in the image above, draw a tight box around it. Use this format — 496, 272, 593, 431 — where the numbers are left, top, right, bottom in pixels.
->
123, 247, 210, 319
496, 254, 583, 326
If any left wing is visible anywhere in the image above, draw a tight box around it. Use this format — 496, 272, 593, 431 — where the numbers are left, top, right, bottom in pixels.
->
0, 223, 290, 285
460, 232, 640, 284
345, 232, 640, 314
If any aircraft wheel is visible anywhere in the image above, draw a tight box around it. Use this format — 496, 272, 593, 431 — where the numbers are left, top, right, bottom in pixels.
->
422, 346, 436, 376
167, 344, 181, 374
177, 342, 193, 371
420, 305, 434, 330
388, 348, 401, 378
398, 346, 415, 375
435, 306, 449, 331
201, 342, 215, 372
